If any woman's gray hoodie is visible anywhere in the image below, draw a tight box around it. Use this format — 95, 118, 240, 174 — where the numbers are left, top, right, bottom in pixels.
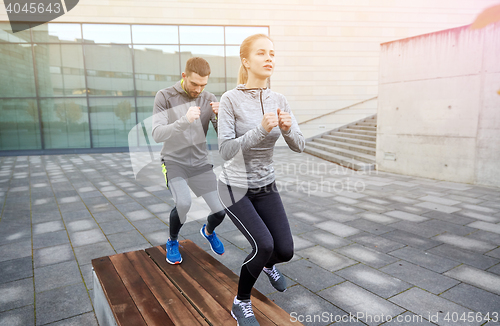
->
218, 84, 305, 188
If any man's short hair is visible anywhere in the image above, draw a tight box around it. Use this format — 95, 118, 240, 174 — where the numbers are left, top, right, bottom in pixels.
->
185, 57, 211, 77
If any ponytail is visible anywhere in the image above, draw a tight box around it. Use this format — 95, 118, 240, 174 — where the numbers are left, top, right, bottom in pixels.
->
237, 64, 248, 85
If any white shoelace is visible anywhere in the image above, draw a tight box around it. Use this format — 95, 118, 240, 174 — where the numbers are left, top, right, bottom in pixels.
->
264, 266, 280, 282
240, 301, 254, 318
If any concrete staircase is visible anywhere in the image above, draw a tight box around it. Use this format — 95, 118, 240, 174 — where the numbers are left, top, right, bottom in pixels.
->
304, 115, 377, 171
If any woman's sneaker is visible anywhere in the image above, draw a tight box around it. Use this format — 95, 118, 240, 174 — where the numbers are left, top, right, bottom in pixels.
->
263, 266, 287, 292
200, 224, 225, 255
231, 297, 260, 326
166, 239, 182, 264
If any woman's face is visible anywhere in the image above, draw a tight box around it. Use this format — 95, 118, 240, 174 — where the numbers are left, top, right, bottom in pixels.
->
243, 37, 275, 80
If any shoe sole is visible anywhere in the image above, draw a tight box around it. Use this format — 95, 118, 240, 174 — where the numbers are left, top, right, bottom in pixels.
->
166, 257, 182, 265
200, 227, 225, 256
231, 311, 239, 325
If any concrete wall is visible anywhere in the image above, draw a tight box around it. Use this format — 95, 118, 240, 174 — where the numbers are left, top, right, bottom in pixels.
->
1, 0, 497, 124
377, 23, 500, 187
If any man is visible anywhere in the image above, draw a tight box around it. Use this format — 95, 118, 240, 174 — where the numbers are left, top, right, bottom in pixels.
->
152, 57, 225, 264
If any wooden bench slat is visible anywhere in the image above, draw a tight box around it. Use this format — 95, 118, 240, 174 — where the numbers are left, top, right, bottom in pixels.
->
176, 243, 279, 326
95, 241, 301, 326
92, 257, 148, 326
146, 246, 236, 326
152, 244, 276, 326
124, 250, 208, 326
180, 240, 301, 326
109, 253, 175, 326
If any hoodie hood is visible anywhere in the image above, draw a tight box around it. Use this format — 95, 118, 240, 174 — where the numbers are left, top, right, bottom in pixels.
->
173, 80, 190, 98
236, 84, 272, 100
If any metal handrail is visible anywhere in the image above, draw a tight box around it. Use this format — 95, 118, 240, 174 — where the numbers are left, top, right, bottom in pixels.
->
298, 96, 378, 125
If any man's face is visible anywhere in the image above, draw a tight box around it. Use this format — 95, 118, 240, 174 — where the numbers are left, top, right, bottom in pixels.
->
182, 72, 209, 98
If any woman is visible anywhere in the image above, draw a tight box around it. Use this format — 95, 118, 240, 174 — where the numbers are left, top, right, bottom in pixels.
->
217, 34, 305, 326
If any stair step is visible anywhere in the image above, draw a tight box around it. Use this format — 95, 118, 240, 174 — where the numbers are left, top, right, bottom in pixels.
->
314, 138, 376, 155
329, 132, 376, 142
321, 135, 376, 149
304, 146, 375, 171
346, 125, 377, 132
306, 141, 375, 164
304, 115, 377, 171
340, 128, 377, 136
355, 122, 377, 127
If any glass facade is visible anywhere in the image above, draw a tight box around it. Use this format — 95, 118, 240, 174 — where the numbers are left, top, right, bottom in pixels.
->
0, 23, 268, 153
40, 98, 90, 149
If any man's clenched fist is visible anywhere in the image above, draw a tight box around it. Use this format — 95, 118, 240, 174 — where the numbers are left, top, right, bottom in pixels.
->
186, 106, 201, 123
210, 102, 219, 115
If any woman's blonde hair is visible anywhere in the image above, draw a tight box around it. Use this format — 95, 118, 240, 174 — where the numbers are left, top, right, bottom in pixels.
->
237, 34, 273, 85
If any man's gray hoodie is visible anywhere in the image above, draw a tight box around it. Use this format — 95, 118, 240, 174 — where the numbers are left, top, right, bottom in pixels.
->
218, 85, 305, 188
152, 80, 217, 167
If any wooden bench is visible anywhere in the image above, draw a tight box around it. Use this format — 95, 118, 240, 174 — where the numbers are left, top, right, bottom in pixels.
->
92, 239, 302, 326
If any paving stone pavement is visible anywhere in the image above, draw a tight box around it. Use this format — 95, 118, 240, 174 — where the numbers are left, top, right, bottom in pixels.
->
1, 148, 500, 325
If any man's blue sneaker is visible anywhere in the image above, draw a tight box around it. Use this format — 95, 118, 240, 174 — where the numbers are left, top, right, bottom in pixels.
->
200, 224, 225, 255
166, 239, 182, 264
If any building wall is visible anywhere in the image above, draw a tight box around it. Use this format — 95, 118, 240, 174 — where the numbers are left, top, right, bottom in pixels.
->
1, 0, 498, 154
377, 23, 500, 187
1, 0, 497, 123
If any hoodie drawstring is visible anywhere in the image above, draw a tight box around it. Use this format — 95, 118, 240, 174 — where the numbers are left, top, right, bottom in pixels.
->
259, 90, 264, 115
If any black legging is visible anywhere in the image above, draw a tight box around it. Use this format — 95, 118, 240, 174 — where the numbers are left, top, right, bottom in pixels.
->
218, 180, 294, 300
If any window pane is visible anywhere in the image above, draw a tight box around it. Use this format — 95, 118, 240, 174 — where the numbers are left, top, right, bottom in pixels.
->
134, 45, 180, 96
180, 46, 225, 96
82, 24, 131, 43
85, 45, 134, 96
132, 25, 178, 44
225, 26, 269, 45
0, 44, 36, 97
89, 98, 136, 148
32, 23, 82, 43
35, 44, 86, 96
179, 26, 224, 45
0, 22, 30, 43
136, 97, 162, 147
226, 46, 240, 88
0, 99, 41, 150
137, 97, 155, 128
40, 98, 90, 149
